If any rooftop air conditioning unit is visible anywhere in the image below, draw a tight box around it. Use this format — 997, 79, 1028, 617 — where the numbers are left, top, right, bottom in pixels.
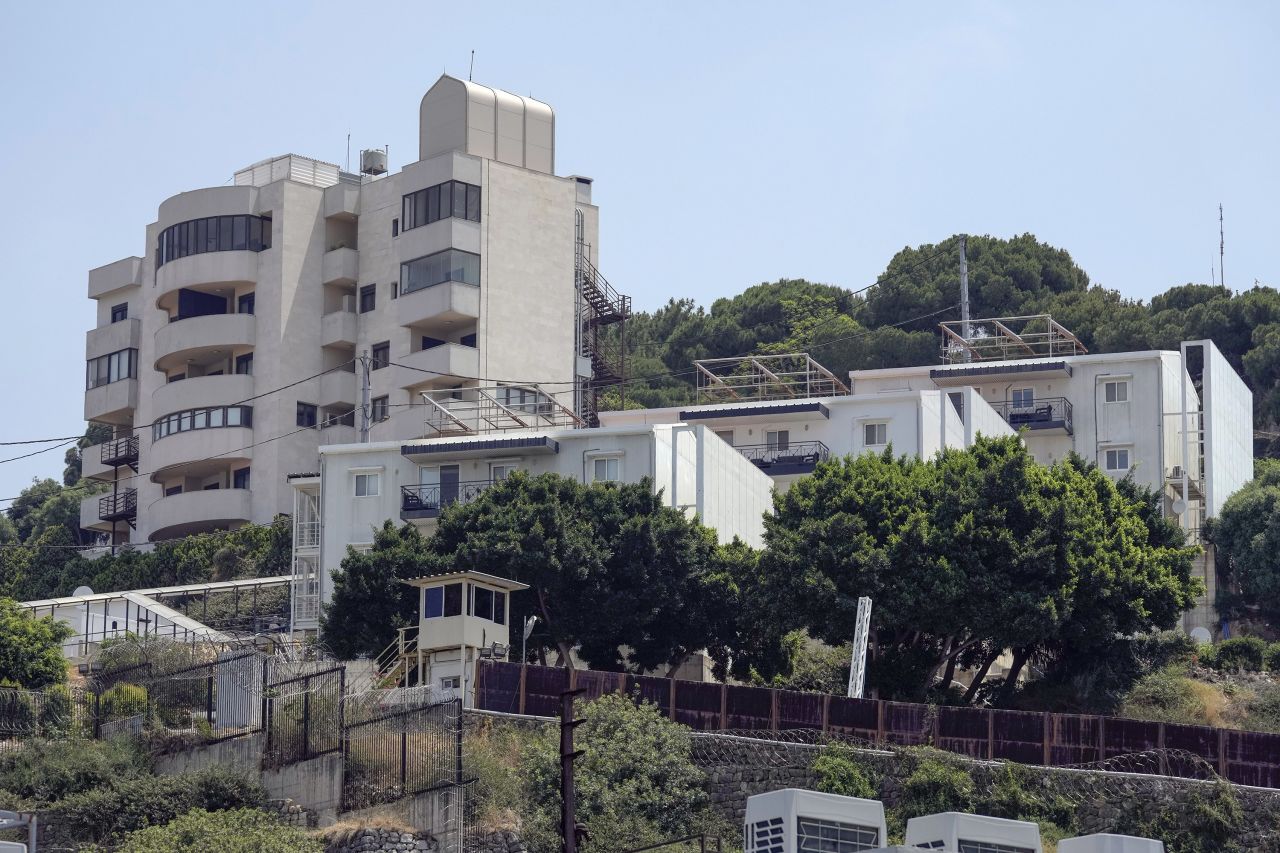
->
905, 812, 1042, 853
1170, 466, 1185, 480
744, 789, 887, 853
1058, 834, 1165, 853
361, 148, 388, 176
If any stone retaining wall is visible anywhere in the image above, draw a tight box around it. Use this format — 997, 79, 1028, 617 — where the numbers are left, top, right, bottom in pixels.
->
464, 829, 527, 852
693, 735, 1280, 849
323, 827, 437, 852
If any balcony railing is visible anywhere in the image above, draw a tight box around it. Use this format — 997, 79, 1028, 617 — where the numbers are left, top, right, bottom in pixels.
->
401, 480, 493, 518
98, 488, 138, 522
99, 435, 140, 467
990, 397, 1073, 433
733, 440, 830, 473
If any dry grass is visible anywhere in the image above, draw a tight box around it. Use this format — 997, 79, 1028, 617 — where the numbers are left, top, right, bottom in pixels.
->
315, 814, 416, 844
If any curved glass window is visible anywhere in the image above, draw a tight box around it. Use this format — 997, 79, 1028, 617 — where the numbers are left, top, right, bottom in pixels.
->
152, 405, 253, 441
157, 215, 271, 267
400, 249, 480, 296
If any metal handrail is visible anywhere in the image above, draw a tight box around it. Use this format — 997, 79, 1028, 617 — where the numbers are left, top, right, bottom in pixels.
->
401, 480, 494, 513
98, 488, 138, 519
732, 441, 830, 467
99, 435, 139, 464
989, 396, 1073, 429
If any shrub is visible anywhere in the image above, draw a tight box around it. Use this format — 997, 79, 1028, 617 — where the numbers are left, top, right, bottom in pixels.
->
1266, 642, 1280, 673
0, 737, 148, 805
38, 684, 76, 734
0, 597, 73, 688
520, 693, 712, 853
1118, 665, 1227, 727
111, 807, 322, 853
896, 753, 975, 820
465, 718, 527, 830
812, 745, 875, 798
47, 766, 266, 844
1126, 782, 1244, 853
1209, 637, 1268, 673
99, 683, 148, 720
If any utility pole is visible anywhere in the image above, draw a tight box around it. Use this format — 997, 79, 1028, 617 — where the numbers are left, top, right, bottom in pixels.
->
560, 688, 587, 853
358, 349, 371, 443
959, 236, 971, 363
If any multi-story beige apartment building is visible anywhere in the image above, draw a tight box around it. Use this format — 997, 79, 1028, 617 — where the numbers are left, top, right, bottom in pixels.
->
80, 75, 625, 545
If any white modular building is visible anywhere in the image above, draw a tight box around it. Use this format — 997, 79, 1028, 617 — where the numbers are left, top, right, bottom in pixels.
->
288, 423, 774, 633
904, 812, 1042, 853
80, 74, 626, 546
1057, 835, 1164, 853
744, 789, 889, 853
601, 357, 1014, 493
848, 321, 1253, 633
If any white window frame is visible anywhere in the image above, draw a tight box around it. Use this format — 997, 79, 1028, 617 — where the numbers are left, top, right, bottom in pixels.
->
714, 429, 734, 446
440, 675, 460, 690
1103, 447, 1132, 472
587, 451, 623, 483
1011, 388, 1035, 409
1103, 378, 1130, 403
765, 429, 790, 451
863, 421, 888, 447
352, 467, 383, 498
490, 460, 521, 481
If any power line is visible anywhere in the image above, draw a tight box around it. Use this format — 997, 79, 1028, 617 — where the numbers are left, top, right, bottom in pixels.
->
0, 435, 84, 446
0, 439, 80, 465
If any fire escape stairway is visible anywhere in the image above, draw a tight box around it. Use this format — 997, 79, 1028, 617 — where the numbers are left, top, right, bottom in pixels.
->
576, 254, 630, 426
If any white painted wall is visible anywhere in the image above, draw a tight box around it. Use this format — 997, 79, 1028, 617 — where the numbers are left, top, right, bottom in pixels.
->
310, 425, 773, 608
1198, 339, 1253, 518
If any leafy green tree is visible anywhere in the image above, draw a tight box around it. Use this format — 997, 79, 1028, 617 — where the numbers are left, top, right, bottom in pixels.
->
812, 745, 875, 798
320, 521, 429, 660
520, 693, 713, 853
111, 808, 323, 853
758, 437, 1201, 701
1207, 459, 1280, 628
419, 472, 740, 675
0, 597, 72, 688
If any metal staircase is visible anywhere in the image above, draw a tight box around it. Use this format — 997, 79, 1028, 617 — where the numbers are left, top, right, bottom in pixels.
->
575, 237, 630, 425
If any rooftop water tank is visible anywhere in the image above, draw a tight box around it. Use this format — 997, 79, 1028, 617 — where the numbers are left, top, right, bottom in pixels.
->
361, 148, 388, 176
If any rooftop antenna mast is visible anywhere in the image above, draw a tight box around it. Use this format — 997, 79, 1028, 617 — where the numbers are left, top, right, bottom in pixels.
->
469, 50, 475, 82
959, 236, 971, 363
1219, 203, 1225, 289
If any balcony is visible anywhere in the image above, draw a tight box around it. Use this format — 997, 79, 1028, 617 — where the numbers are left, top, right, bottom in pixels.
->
400, 480, 492, 521
396, 281, 480, 332
324, 183, 360, 220
393, 343, 479, 390
990, 397, 1073, 435
152, 373, 254, 416
155, 251, 258, 305
319, 369, 357, 408
85, 378, 138, 425
149, 427, 253, 480
86, 318, 141, 360
148, 488, 253, 541
321, 309, 357, 348
734, 441, 830, 476
100, 435, 140, 468
98, 489, 138, 524
88, 257, 142, 299
154, 314, 256, 371
322, 247, 359, 286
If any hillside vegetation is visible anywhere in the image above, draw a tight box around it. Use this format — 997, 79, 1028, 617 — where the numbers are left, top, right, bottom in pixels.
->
607, 233, 1280, 454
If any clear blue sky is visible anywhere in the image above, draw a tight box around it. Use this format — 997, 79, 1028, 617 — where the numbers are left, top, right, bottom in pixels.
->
2, 1, 1277, 499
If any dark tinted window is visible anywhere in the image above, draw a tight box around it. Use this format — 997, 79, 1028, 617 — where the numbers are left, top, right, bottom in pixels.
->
371, 342, 389, 370
359, 284, 376, 313
399, 249, 480, 295
443, 583, 462, 617
401, 180, 481, 231
157, 214, 271, 267
297, 402, 318, 427
110, 303, 128, 323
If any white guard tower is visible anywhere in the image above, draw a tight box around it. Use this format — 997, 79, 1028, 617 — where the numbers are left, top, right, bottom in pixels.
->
905, 812, 1042, 853
403, 570, 529, 706
744, 789, 888, 852
1058, 835, 1165, 853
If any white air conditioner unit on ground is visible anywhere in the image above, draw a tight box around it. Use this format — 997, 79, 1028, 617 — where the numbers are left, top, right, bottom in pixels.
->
1058, 834, 1165, 853
905, 812, 1042, 853
744, 789, 888, 853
